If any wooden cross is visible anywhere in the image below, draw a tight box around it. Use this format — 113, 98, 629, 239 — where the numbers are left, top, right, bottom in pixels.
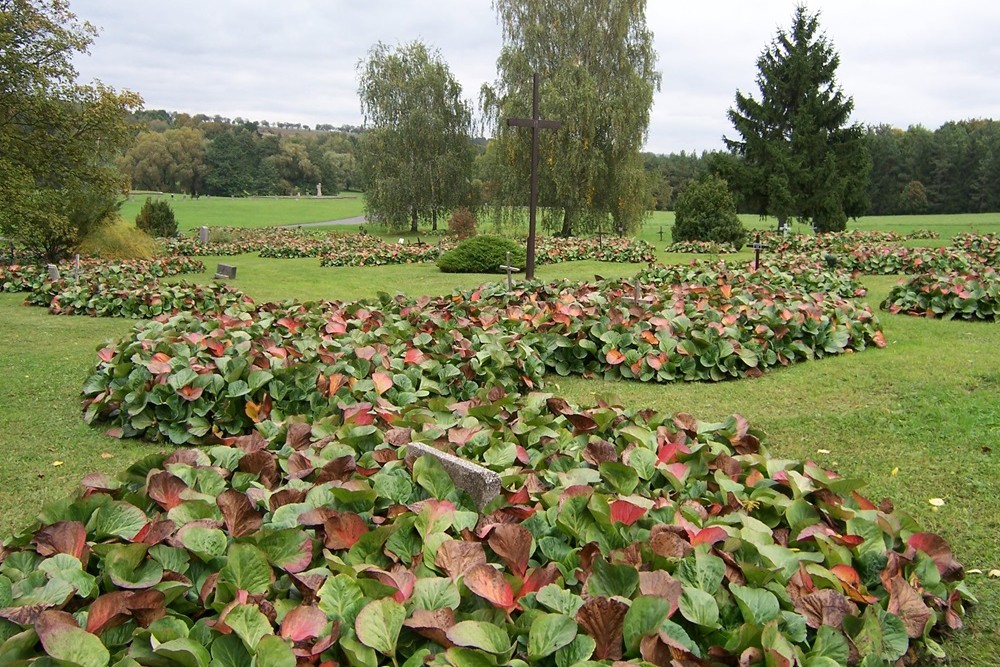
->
507, 73, 561, 280
621, 278, 649, 305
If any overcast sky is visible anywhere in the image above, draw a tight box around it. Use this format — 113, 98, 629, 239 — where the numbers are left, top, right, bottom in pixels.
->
70, 1, 1000, 155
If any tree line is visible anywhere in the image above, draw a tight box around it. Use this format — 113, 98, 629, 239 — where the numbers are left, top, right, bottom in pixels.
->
6, 0, 1000, 261
120, 112, 364, 197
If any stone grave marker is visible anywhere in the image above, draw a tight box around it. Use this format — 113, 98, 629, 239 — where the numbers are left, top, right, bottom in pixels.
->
621, 278, 652, 305
47, 264, 60, 281
405, 443, 501, 510
214, 264, 237, 279
199, 226, 209, 244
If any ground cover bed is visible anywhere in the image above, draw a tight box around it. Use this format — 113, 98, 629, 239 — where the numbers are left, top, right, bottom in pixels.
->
662, 241, 737, 255
882, 268, 1000, 321
1, 229, 994, 665
0, 389, 972, 665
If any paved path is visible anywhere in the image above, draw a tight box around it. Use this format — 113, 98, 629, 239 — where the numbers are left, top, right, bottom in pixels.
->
279, 215, 367, 228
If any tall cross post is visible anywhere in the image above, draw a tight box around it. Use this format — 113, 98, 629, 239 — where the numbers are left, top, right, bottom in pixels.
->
507, 73, 561, 280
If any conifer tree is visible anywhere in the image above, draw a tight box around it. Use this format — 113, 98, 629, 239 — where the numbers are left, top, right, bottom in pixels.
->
724, 6, 870, 232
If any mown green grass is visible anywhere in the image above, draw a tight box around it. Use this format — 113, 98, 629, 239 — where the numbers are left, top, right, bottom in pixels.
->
2, 212, 999, 663
117, 195, 366, 231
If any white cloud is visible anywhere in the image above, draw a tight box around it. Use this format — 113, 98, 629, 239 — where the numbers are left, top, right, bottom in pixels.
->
70, 0, 1000, 153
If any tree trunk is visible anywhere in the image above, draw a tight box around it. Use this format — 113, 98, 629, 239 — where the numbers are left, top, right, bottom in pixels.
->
777, 214, 789, 233
560, 209, 575, 237
410, 209, 418, 233
431, 209, 438, 231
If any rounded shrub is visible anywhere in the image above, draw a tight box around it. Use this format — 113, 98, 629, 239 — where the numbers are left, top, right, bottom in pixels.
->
135, 197, 178, 238
437, 235, 526, 273
672, 176, 747, 250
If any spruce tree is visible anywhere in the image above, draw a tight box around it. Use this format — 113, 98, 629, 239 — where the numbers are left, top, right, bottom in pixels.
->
724, 6, 870, 232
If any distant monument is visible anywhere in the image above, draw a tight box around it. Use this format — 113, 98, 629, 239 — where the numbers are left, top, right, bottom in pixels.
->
316, 182, 322, 197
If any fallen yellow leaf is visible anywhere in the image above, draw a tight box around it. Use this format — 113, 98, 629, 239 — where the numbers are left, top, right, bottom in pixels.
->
989, 570, 1000, 578
890, 467, 899, 476
100, 452, 113, 459
816, 448, 831, 455
52, 461, 64, 467
928, 498, 946, 507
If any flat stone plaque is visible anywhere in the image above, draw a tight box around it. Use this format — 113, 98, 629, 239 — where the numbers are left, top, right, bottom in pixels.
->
406, 442, 501, 510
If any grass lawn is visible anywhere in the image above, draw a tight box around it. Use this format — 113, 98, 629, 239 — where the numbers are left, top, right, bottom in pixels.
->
1, 212, 999, 663
118, 194, 366, 231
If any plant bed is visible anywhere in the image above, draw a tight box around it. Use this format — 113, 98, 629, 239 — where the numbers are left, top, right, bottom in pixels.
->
950, 233, 1000, 267
82, 267, 884, 445
663, 240, 737, 254
881, 269, 1000, 321
0, 392, 972, 664
1, 257, 204, 294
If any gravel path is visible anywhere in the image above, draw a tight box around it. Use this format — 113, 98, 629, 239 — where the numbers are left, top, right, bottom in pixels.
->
279, 215, 368, 228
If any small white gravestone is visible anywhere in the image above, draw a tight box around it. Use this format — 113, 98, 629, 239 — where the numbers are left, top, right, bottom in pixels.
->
47, 264, 60, 281
199, 226, 209, 244
316, 182, 322, 197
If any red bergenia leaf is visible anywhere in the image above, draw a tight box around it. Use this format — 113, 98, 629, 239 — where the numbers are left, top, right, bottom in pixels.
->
605, 349, 626, 365
690, 526, 728, 546
907, 532, 964, 582
576, 596, 628, 660
85, 592, 131, 635
177, 384, 203, 401
280, 605, 327, 642
793, 589, 858, 630
464, 564, 516, 611
435, 539, 486, 579
323, 512, 369, 550
97, 347, 116, 363
404, 608, 455, 647
32, 521, 88, 560
239, 450, 279, 489
610, 499, 647, 526
216, 489, 263, 538
372, 371, 393, 396
517, 563, 559, 599
147, 471, 188, 511
487, 524, 532, 578
887, 575, 932, 638
583, 440, 618, 466
146, 352, 172, 374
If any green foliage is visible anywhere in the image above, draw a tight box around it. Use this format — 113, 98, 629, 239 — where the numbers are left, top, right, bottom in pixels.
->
436, 235, 526, 273
882, 268, 1000, 321
77, 218, 158, 259
482, 0, 660, 235
358, 41, 475, 232
0, 388, 972, 663
0, 0, 142, 262
671, 177, 747, 250
135, 198, 179, 238
724, 6, 870, 232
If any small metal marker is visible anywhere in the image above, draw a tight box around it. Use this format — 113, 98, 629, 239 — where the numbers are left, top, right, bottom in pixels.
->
597, 228, 604, 250
658, 226, 664, 242
73, 254, 80, 284
753, 232, 763, 270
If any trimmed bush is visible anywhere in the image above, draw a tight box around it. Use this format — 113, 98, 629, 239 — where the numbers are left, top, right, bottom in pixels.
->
437, 235, 526, 273
134, 197, 178, 238
672, 176, 747, 250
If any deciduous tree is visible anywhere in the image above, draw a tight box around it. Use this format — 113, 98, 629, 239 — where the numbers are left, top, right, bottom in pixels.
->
357, 41, 475, 232
481, 0, 660, 236
724, 5, 869, 233
0, 0, 142, 261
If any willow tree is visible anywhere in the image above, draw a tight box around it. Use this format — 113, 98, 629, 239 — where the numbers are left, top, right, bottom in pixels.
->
481, 0, 660, 236
724, 6, 869, 233
357, 41, 475, 232
1, 0, 142, 261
